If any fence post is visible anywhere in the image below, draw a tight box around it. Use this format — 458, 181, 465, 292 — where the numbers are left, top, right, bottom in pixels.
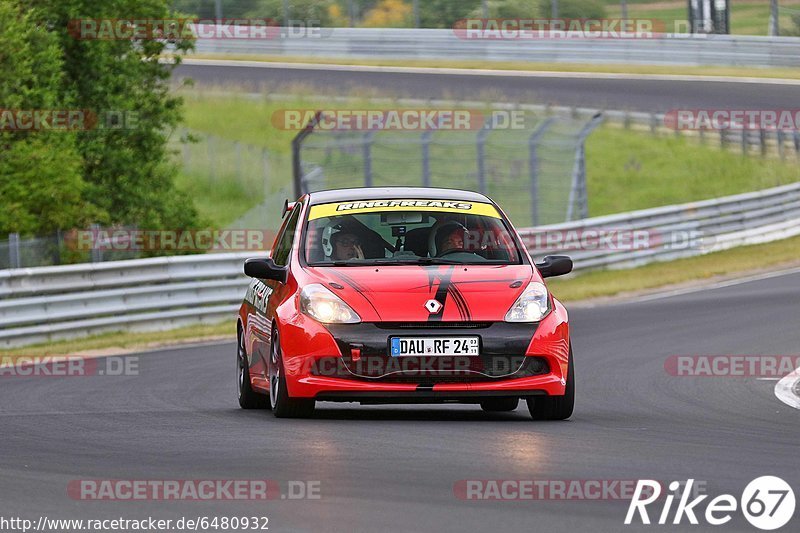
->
182, 129, 190, 170
53, 229, 62, 266
740, 129, 747, 155
363, 130, 377, 187
8, 233, 21, 269
567, 113, 603, 221
89, 223, 102, 263
528, 117, 556, 227
421, 130, 433, 187
794, 130, 800, 155
262, 149, 270, 197
234, 141, 242, 181
476, 120, 495, 195
291, 111, 323, 197
720, 128, 727, 148
777, 130, 785, 159
759, 129, 767, 156
207, 135, 216, 181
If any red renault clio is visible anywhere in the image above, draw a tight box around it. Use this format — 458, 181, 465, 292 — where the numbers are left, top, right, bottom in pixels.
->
237, 187, 574, 419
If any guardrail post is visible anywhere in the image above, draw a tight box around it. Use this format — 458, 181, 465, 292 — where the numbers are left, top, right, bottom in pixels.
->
794, 130, 800, 155
741, 129, 747, 155
8, 233, 21, 269
777, 130, 785, 159
421, 130, 433, 187
363, 130, 376, 188
720, 128, 727, 148
567, 113, 603, 221
528, 117, 556, 227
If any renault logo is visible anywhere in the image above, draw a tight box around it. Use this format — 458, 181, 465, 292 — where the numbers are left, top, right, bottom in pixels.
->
424, 299, 443, 314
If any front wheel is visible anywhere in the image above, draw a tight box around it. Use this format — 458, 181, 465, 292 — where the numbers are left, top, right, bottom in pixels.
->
238, 327, 270, 409
526, 347, 574, 420
270, 329, 315, 419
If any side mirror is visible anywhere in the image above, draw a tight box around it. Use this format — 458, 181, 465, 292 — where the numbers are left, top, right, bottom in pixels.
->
244, 257, 288, 283
535, 255, 573, 278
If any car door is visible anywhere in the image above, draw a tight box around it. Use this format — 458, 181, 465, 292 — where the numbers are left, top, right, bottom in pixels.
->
249, 205, 302, 380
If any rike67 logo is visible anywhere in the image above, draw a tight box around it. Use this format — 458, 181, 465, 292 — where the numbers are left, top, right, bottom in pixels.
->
626, 477, 795, 530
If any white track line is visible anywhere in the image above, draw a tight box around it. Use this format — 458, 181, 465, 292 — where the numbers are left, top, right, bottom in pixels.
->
179, 58, 800, 86
775, 368, 800, 410
619, 265, 800, 305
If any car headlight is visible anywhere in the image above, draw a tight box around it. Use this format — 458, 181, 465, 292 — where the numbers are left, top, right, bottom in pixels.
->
300, 284, 361, 324
504, 282, 550, 322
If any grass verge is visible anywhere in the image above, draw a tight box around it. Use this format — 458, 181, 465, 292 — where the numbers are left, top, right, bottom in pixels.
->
0, 321, 233, 359
177, 89, 800, 223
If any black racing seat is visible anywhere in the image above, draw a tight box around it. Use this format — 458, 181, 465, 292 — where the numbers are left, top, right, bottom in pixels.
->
403, 227, 431, 257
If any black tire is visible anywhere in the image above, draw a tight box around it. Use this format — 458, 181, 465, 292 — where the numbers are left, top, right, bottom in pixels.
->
526, 347, 574, 420
480, 398, 519, 412
238, 326, 270, 410
270, 328, 315, 419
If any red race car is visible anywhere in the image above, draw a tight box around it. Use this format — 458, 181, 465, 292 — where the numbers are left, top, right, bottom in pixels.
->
237, 187, 574, 419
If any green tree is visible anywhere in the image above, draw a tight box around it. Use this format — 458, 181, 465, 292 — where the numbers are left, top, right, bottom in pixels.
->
420, 0, 482, 28
26, 0, 201, 232
538, 0, 607, 19
245, 0, 336, 25
0, 1, 88, 235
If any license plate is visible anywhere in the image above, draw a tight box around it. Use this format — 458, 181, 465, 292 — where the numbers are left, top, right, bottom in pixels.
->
389, 337, 480, 357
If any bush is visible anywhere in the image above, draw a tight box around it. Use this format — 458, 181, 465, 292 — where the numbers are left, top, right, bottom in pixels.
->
538, 0, 607, 19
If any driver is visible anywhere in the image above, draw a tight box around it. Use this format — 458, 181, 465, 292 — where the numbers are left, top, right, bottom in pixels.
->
435, 222, 468, 255
322, 223, 364, 261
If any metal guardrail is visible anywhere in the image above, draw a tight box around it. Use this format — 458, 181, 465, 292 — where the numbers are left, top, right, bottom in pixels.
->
2, 183, 799, 347
519, 182, 800, 269
0, 253, 253, 347
193, 28, 800, 68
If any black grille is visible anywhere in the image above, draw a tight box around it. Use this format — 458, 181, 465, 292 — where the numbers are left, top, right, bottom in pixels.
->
374, 322, 492, 329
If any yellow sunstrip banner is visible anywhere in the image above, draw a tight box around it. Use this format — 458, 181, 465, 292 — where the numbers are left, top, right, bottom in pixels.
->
308, 199, 501, 220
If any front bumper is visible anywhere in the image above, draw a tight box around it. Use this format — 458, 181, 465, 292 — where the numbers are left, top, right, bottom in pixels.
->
279, 299, 570, 401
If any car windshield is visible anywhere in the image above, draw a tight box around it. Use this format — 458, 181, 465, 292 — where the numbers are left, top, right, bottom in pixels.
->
303, 199, 522, 266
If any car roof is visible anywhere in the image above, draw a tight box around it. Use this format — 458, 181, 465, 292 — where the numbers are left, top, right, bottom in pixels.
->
306, 187, 493, 206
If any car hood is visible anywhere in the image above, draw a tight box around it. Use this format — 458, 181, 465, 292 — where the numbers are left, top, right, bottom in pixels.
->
304, 264, 533, 322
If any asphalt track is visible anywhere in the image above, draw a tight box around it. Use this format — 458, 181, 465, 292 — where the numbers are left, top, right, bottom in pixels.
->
174, 61, 800, 112
2, 270, 798, 532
